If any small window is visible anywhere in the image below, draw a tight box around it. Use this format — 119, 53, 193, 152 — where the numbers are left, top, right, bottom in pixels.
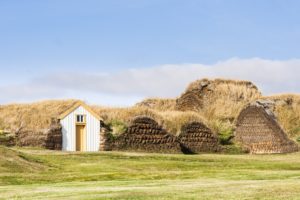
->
76, 115, 85, 123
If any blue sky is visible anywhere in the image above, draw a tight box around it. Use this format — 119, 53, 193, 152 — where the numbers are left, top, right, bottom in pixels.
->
1, 0, 300, 105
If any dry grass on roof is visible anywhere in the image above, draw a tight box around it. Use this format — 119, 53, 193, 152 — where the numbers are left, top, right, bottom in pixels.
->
135, 98, 176, 111
126, 78, 264, 137
176, 78, 262, 121
158, 111, 208, 136
262, 94, 300, 102
184, 78, 259, 92
261, 94, 300, 139
92, 105, 208, 135
0, 100, 80, 131
91, 106, 163, 125
0, 98, 209, 136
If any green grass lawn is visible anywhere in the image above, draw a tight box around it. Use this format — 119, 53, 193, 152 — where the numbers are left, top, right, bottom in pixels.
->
1, 146, 300, 199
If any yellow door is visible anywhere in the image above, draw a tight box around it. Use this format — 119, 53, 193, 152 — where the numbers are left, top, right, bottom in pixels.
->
76, 125, 85, 151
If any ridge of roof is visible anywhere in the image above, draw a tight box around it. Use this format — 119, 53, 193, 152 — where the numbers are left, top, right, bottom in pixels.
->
58, 101, 102, 121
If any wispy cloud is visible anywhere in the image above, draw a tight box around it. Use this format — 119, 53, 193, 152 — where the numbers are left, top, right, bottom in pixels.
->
1, 58, 300, 106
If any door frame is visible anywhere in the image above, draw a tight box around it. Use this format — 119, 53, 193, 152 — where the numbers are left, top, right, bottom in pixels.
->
75, 115, 86, 151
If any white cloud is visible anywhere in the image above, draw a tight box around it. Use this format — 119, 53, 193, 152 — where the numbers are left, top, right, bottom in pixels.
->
1, 57, 300, 106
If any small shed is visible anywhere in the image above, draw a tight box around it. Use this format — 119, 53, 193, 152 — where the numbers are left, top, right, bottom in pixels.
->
59, 102, 102, 152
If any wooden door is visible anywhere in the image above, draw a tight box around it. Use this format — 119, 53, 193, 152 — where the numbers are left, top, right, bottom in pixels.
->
76, 125, 85, 151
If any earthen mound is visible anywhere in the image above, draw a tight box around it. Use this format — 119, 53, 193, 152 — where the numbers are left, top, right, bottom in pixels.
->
175, 79, 262, 119
235, 100, 298, 154
15, 119, 62, 150
179, 121, 220, 153
112, 116, 181, 153
0, 100, 80, 150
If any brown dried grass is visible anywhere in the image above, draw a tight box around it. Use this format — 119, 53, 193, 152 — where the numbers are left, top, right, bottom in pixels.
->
135, 98, 176, 111
0, 79, 299, 141
0, 100, 80, 132
185, 78, 259, 92
91, 106, 163, 124
92, 105, 207, 135
0, 99, 207, 136
136, 79, 262, 124
263, 94, 300, 139
181, 78, 262, 121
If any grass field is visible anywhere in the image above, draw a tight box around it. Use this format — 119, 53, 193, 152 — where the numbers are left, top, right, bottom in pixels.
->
1, 146, 300, 199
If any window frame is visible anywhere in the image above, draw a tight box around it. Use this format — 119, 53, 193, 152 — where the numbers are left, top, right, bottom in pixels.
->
75, 114, 86, 124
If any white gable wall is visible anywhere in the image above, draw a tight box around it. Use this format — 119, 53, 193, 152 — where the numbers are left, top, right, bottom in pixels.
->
60, 106, 100, 151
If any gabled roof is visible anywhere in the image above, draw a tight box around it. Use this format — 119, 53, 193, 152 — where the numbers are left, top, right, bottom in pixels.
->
58, 101, 102, 121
